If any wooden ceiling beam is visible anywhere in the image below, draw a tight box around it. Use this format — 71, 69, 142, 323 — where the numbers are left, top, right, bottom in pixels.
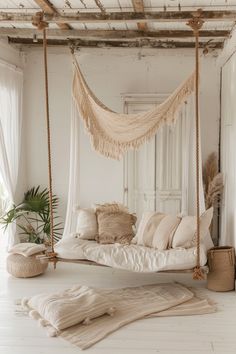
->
0, 28, 229, 39
132, 0, 148, 31
1, 10, 236, 23
8, 37, 224, 49
34, 0, 71, 30
94, 0, 106, 15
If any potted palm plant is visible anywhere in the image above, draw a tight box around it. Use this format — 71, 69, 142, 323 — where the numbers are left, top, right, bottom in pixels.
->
0, 186, 63, 244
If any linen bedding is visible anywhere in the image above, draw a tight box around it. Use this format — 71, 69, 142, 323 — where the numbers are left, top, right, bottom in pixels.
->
54, 238, 208, 273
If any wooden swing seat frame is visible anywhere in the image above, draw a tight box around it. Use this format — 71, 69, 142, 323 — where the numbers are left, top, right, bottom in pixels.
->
33, 10, 207, 280
55, 257, 208, 275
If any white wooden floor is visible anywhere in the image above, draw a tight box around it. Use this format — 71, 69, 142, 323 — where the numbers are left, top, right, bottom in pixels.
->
0, 245, 236, 354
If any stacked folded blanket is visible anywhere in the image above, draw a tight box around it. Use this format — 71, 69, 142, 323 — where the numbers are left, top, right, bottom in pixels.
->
9, 243, 46, 257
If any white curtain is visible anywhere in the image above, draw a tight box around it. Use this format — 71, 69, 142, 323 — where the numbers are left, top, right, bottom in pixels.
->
63, 100, 80, 238
0, 59, 23, 249
181, 96, 205, 215
220, 57, 236, 248
181, 96, 213, 250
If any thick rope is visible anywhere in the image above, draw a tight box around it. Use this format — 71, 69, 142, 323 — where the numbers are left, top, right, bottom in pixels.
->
194, 28, 202, 279
187, 15, 204, 280
32, 12, 57, 268
42, 28, 55, 255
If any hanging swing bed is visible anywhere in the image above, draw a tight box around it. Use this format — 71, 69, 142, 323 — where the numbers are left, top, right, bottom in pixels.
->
34, 12, 214, 280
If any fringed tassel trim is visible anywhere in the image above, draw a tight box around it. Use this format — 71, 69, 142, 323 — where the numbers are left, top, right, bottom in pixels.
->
72, 67, 195, 160
20, 298, 60, 337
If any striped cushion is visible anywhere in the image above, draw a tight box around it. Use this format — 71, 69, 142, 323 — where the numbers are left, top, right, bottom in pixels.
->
136, 212, 181, 250
25, 285, 116, 331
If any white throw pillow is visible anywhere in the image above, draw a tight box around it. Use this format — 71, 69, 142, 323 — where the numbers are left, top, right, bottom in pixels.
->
76, 208, 98, 240
136, 211, 181, 250
172, 207, 213, 249
9, 243, 46, 257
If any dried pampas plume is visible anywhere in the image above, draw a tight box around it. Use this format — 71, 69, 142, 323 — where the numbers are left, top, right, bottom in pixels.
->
203, 152, 223, 209
205, 173, 223, 209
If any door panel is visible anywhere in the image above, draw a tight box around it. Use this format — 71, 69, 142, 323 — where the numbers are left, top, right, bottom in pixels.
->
123, 95, 183, 221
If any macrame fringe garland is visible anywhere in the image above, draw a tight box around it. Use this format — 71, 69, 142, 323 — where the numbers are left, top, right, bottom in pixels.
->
72, 57, 195, 160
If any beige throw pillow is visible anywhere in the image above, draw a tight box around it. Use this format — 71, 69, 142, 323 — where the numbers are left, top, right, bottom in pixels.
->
94, 202, 128, 213
171, 207, 213, 249
76, 208, 98, 240
96, 210, 137, 245
136, 212, 181, 250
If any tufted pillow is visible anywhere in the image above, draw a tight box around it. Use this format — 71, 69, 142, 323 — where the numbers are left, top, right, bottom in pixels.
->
23, 285, 116, 332
96, 210, 137, 245
171, 207, 213, 249
75, 208, 98, 240
135, 212, 181, 250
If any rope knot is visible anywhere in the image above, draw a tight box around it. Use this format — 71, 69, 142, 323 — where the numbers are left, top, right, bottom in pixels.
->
186, 9, 204, 34
32, 11, 48, 30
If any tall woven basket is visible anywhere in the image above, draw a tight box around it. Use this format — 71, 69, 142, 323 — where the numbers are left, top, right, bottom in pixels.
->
207, 246, 235, 292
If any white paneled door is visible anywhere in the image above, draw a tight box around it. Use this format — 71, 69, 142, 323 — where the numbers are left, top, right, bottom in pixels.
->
123, 94, 185, 221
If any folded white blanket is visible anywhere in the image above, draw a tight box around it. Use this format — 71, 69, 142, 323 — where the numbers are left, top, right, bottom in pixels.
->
9, 242, 46, 257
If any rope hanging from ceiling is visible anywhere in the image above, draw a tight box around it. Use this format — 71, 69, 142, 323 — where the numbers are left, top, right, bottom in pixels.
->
187, 14, 204, 280
32, 12, 57, 267
32, 11, 204, 279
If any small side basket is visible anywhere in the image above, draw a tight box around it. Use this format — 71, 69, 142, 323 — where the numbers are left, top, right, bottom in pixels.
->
207, 246, 235, 292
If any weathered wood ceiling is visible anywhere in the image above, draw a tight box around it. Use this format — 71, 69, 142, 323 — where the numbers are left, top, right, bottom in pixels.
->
0, 1, 236, 50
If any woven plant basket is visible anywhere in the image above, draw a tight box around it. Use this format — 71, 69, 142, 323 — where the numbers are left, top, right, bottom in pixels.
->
7, 253, 48, 278
207, 246, 235, 292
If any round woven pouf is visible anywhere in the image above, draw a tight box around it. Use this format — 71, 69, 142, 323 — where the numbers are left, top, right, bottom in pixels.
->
207, 246, 235, 292
7, 254, 48, 278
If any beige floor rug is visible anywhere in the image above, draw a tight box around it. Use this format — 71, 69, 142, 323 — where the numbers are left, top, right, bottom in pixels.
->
20, 283, 216, 350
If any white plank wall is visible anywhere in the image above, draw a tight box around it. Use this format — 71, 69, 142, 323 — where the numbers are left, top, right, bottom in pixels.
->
220, 52, 236, 249
0, 240, 236, 354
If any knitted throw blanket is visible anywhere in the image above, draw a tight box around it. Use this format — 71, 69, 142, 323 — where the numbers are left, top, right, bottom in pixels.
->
72, 55, 195, 159
21, 283, 215, 350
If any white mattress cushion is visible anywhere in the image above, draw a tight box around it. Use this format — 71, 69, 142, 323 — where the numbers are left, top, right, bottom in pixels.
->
55, 239, 207, 273
55, 238, 87, 259
136, 212, 181, 250
172, 207, 213, 249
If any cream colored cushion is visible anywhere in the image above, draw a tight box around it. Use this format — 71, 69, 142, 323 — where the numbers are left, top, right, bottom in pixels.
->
172, 207, 213, 249
24, 285, 116, 331
9, 243, 46, 257
136, 212, 181, 250
96, 211, 137, 245
76, 208, 98, 240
